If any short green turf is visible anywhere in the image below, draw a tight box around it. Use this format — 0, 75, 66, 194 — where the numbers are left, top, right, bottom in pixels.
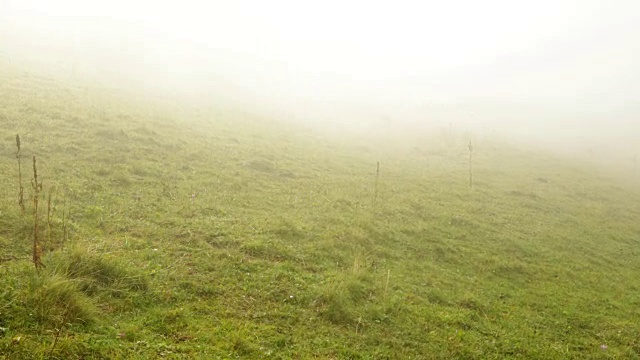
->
1, 65, 640, 359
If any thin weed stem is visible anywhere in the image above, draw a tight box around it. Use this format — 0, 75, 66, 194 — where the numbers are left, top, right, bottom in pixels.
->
47, 189, 53, 251
16, 134, 24, 213
32, 156, 44, 270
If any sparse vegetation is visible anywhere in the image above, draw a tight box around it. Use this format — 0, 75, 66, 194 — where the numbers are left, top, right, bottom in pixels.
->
1, 66, 640, 359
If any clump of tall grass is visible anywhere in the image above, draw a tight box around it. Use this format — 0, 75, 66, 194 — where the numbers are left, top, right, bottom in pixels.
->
4, 245, 148, 328
314, 256, 399, 331
26, 271, 98, 326
51, 246, 149, 296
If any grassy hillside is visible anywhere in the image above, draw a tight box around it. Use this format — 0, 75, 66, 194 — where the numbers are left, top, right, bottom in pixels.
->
1, 66, 640, 359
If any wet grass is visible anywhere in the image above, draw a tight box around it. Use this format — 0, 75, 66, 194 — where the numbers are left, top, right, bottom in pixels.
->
1, 65, 640, 359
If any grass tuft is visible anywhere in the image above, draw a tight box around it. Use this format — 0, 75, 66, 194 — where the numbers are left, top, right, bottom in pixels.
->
27, 272, 98, 326
48, 246, 149, 296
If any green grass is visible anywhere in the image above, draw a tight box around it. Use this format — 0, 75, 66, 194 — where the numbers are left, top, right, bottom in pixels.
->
1, 63, 640, 359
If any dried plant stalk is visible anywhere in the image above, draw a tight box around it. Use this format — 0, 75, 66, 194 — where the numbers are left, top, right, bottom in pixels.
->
47, 189, 53, 250
32, 156, 44, 269
16, 134, 24, 213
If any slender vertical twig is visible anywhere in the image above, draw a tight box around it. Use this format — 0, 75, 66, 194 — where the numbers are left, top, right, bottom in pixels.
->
32, 156, 44, 269
468, 141, 474, 188
47, 189, 53, 251
16, 134, 24, 213
62, 193, 67, 248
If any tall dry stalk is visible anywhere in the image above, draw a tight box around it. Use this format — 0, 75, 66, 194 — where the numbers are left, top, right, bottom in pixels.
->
61, 193, 68, 247
468, 141, 474, 188
16, 134, 25, 213
32, 156, 44, 269
47, 189, 53, 251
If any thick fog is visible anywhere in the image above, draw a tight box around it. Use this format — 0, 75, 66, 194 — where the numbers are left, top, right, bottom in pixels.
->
1, 0, 639, 162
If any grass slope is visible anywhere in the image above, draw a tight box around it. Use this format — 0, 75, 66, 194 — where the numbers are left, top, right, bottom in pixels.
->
1, 66, 640, 359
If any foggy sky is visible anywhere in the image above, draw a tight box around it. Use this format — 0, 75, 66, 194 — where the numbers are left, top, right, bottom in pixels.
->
1, 0, 639, 150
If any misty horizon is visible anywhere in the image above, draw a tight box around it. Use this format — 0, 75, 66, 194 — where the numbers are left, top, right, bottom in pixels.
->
1, 0, 639, 158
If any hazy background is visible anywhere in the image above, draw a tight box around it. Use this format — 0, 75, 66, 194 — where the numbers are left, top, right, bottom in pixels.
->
1, 0, 639, 162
